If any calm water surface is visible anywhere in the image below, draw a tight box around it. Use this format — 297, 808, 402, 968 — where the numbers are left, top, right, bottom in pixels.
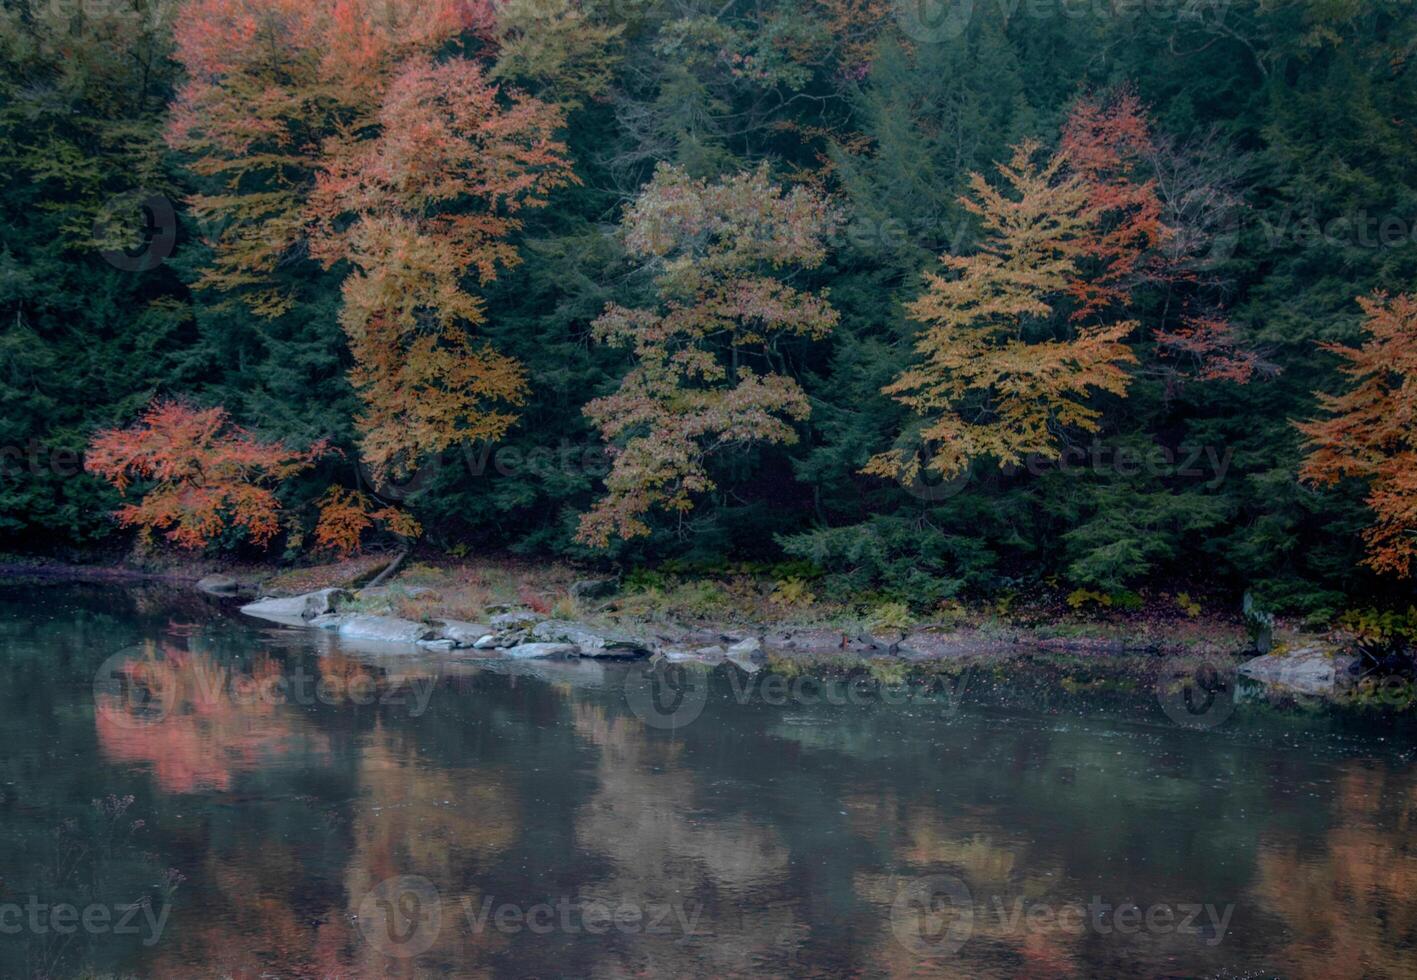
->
2, 581, 1416, 978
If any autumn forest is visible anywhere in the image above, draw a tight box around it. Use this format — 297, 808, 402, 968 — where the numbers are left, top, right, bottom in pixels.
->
4, 0, 1416, 618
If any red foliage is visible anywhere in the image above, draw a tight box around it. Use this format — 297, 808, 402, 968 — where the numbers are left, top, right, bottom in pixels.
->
1060, 88, 1167, 317
1063, 89, 1262, 388
1299, 293, 1417, 576
1153, 313, 1258, 383
85, 400, 327, 549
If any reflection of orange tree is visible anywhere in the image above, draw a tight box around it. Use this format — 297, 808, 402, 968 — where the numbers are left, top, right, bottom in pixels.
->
95, 644, 330, 793
136, 687, 520, 977
1250, 762, 1417, 979
844, 792, 1084, 979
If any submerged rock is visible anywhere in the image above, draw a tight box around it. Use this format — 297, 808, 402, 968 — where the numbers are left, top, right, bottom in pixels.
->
1239, 647, 1356, 696
528, 619, 652, 658
337, 615, 435, 645
196, 573, 241, 595
500, 642, 578, 659
241, 588, 352, 623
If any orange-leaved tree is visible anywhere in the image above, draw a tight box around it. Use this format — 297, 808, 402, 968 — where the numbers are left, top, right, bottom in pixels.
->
1059, 88, 1166, 317
167, 0, 492, 316
1061, 89, 1259, 386
308, 56, 576, 479
1298, 293, 1417, 576
170, 0, 575, 483
864, 140, 1137, 486
312, 487, 422, 556
576, 164, 840, 546
86, 400, 328, 548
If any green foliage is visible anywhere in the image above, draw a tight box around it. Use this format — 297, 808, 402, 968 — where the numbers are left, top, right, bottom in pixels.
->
1, 0, 1415, 627
1338, 606, 1417, 644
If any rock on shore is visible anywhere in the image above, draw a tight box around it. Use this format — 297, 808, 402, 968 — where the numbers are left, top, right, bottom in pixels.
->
238, 589, 652, 658
1238, 646, 1356, 696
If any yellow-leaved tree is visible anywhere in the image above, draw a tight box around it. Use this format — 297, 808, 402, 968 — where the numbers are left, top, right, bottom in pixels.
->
865, 140, 1138, 486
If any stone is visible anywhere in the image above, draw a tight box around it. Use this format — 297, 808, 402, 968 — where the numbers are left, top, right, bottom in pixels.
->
490, 610, 541, 629
434, 620, 494, 648
661, 649, 702, 662
726, 636, 762, 657
472, 634, 500, 650
241, 588, 352, 623
336, 615, 436, 645
418, 638, 458, 651
196, 573, 240, 595
528, 619, 652, 658
1239, 647, 1357, 696
500, 642, 578, 659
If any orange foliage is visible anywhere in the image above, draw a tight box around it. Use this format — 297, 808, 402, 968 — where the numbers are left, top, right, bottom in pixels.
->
865, 141, 1137, 484
85, 400, 327, 549
1059, 88, 1167, 317
313, 486, 421, 556
1063, 90, 1259, 386
576, 165, 839, 546
1298, 293, 1417, 576
170, 0, 574, 481
309, 57, 575, 478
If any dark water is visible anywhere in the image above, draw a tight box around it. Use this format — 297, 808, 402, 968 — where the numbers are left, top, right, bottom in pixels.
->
2, 582, 1417, 978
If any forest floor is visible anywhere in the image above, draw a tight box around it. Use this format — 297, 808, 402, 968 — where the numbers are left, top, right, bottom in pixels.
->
4, 547, 1332, 662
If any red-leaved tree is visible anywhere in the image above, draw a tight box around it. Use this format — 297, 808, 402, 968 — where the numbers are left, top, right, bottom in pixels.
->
86, 400, 327, 548
1298, 293, 1417, 576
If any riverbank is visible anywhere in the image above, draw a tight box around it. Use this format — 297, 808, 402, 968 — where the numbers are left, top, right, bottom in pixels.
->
6, 551, 1397, 708
5, 548, 1329, 661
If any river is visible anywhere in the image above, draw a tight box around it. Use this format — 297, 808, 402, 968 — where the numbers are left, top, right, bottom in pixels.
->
2, 580, 1415, 978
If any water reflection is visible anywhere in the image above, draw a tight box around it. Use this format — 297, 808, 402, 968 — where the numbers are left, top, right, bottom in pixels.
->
1, 582, 1416, 977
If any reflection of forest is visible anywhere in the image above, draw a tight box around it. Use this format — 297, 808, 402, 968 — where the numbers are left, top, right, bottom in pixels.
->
62, 622, 1417, 979
1250, 763, 1417, 980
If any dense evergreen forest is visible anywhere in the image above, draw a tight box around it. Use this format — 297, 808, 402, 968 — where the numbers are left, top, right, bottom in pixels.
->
2, 0, 1415, 618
